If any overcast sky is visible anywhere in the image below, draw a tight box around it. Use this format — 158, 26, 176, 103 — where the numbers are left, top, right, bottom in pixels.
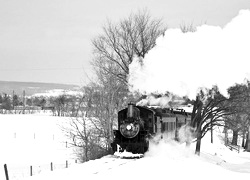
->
0, 0, 250, 86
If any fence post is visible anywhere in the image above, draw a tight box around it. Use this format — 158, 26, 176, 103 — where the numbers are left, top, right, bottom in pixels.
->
66, 160, 68, 168
4, 164, 9, 180
50, 162, 53, 171
30, 166, 33, 176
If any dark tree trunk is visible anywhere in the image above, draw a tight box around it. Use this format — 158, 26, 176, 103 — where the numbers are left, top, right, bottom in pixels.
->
210, 126, 213, 144
195, 123, 202, 156
231, 130, 239, 145
242, 131, 245, 148
246, 127, 250, 151
191, 96, 203, 155
224, 127, 228, 145
242, 137, 245, 148
245, 132, 248, 149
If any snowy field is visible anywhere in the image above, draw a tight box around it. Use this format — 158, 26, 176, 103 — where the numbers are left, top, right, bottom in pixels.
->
0, 113, 75, 180
1, 113, 250, 180
18, 126, 250, 180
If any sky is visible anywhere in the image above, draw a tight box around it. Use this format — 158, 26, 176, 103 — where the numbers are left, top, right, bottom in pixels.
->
1, 0, 250, 86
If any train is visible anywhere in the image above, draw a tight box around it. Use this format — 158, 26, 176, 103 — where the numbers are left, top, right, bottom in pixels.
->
111, 103, 192, 154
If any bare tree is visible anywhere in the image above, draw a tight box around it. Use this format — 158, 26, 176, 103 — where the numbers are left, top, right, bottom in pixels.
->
180, 23, 197, 33
90, 10, 166, 152
61, 93, 110, 162
189, 86, 232, 155
82, 80, 126, 151
92, 9, 167, 84
51, 95, 67, 116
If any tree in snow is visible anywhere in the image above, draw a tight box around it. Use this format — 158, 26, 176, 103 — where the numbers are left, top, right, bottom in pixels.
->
189, 86, 232, 155
83, 81, 126, 151
64, 116, 106, 162
53, 95, 67, 116
13, 94, 20, 107
226, 83, 250, 150
224, 112, 249, 147
1, 93, 12, 110
61, 92, 110, 162
61, 82, 126, 162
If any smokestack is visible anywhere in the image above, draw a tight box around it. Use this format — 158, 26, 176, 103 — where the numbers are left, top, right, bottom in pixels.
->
127, 103, 135, 118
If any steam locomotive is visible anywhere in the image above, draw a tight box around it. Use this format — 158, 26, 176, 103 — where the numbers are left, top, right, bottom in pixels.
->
111, 103, 191, 154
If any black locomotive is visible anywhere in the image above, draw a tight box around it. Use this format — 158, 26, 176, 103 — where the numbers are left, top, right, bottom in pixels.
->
111, 103, 191, 154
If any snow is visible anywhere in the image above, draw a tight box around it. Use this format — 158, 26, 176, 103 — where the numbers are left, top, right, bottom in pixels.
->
114, 151, 143, 158
32, 89, 83, 97
0, 114, 75, 180
1, 113, 247, 180
20, 136, 250, 180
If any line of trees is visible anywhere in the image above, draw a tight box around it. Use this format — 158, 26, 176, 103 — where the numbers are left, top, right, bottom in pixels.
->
0, 92, 84, 116
0, 93, 44, 110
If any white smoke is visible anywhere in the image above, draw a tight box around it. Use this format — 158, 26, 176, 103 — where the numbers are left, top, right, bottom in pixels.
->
136, 94, 184, 107
177, 124, 196, 144
145, 133, 194, 160
129, 10, 250, 99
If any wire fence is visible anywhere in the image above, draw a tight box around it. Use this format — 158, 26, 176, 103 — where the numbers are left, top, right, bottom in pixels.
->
2, 160, 78, 180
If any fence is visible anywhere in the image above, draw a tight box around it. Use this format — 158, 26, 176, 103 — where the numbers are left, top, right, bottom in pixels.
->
3, 160, 78, 180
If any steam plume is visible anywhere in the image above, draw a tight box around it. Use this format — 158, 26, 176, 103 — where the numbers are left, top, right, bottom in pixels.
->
129, 10, 250, 99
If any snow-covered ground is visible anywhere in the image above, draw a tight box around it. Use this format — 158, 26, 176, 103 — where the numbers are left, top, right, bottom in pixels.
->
0, 113, 75, 180
21, 135, 250, 180
1, 114, 250, 180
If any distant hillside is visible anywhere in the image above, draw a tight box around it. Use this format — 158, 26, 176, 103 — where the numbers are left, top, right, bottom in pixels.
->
0, 81, 80, 96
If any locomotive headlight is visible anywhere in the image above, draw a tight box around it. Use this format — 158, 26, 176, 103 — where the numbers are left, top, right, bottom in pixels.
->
120, 123, 140, 138
126, 124, 132, 130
